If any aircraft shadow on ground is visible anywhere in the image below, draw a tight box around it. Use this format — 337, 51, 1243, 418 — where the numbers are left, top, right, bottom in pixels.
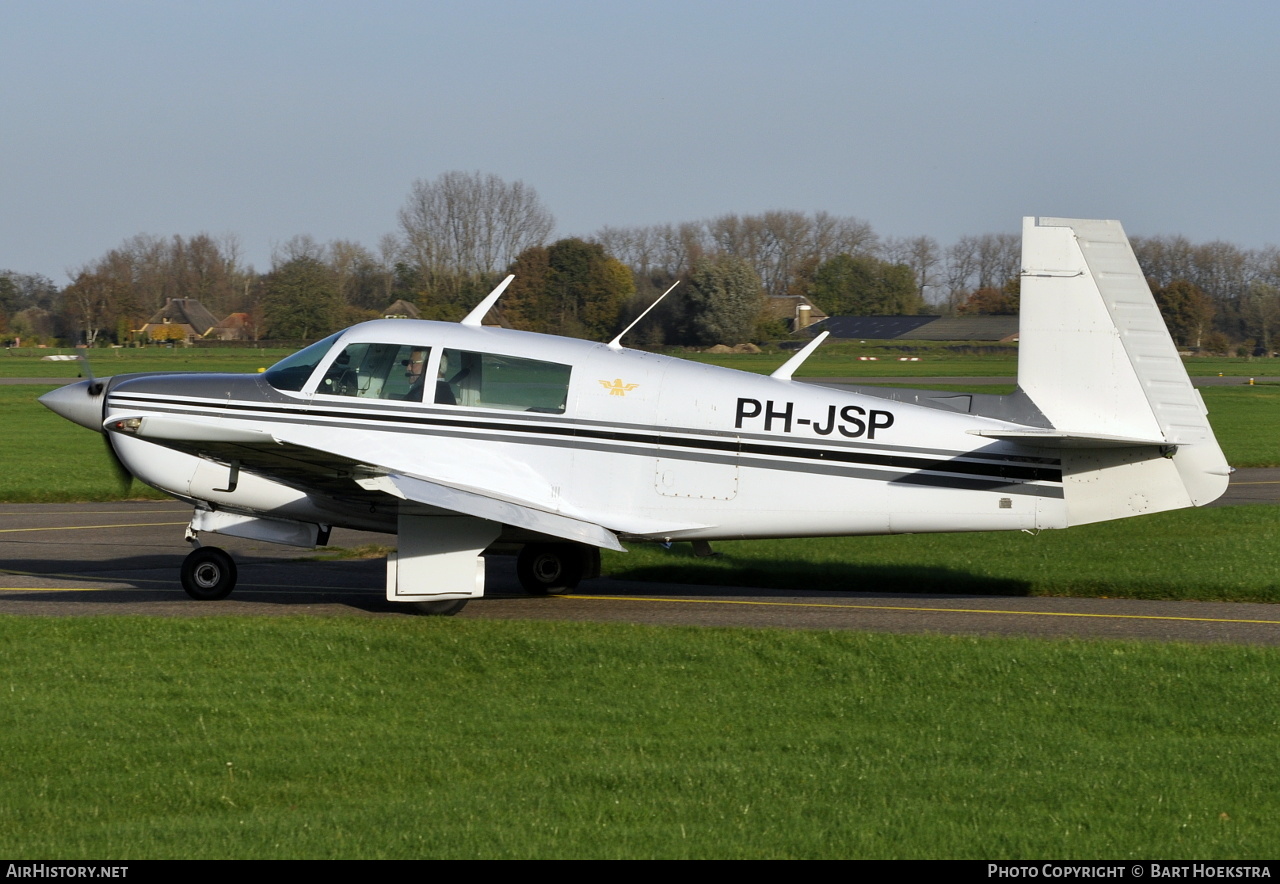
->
601, 560, 1033, 597
3, 554, 1032, 611
0, 555, 400, 613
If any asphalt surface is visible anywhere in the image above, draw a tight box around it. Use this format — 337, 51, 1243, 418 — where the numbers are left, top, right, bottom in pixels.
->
1, 467, 1277, 644
7, 373, 1277, 642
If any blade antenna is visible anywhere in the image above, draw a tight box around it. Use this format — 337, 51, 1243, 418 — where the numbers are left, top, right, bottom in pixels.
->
770, 331, 830, 381
461, 275, 514, 327
607, 281, 679, 350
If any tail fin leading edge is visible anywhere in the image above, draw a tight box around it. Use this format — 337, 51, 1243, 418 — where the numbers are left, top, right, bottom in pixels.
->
1016, 217, 1230, 525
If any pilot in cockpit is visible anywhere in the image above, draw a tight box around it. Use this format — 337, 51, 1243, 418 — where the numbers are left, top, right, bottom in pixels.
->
401, 347, 428, 401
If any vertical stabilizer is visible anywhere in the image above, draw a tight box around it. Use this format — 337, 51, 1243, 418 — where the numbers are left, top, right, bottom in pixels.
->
1017, 217, 1229, 523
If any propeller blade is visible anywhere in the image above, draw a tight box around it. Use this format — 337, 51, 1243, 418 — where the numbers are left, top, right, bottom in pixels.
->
78, 353, 103, 395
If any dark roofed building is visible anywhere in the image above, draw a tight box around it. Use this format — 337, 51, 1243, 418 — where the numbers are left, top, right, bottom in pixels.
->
208, 312, 255, 341
812, 315, 940, 340
904, 316, 1019, 342
136, 298, 220, 343
765, 295, 828, 332
811, 314, 1019, 342
382, 299, 421, 320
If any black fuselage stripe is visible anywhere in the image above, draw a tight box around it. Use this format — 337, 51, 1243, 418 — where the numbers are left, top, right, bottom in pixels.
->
108, 394, 1064, 484
112, 392, 1060, 465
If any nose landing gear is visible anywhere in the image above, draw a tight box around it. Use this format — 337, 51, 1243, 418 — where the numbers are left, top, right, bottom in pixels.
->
180, 546, 238, 600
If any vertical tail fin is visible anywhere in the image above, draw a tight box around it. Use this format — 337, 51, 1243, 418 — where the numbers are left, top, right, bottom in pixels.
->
1017, 217, 1230, 524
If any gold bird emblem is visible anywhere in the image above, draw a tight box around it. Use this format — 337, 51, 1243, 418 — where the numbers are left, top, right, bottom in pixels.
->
599, 379, 639, 397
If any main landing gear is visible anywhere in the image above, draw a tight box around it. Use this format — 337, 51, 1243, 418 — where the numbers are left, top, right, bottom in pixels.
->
180, 546, 238, 600
177, 544, 468, 615
516, 543, 591, 595
176, 538, 596, 610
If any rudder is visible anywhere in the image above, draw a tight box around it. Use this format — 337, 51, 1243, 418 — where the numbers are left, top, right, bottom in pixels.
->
1016, 217, 1229, 524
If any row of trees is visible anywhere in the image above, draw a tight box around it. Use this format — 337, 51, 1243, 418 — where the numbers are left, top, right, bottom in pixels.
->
4, 171, 1279, 352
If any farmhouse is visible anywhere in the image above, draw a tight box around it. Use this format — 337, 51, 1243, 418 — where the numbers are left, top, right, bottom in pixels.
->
136, 298, 220, 344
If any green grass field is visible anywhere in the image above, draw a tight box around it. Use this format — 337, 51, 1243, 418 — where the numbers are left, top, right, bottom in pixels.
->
677, 342, 1280, 378
3, 616, 1279, 859
604, 506, 1280, 603
6, 341, 1279, 380
0, 347, 293, 379
5, 346, 1280, 859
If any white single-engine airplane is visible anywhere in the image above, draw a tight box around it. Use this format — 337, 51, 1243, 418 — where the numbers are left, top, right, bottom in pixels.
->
41, 218, 1229, 614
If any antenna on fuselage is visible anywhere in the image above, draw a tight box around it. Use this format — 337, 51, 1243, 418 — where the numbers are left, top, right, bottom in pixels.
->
769, 331, 830, 381
460, 275, 515, 327
606, 281, 680, 351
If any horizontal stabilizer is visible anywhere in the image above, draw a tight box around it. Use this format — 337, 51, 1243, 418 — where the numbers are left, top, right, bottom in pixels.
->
970, 429, 1169, 449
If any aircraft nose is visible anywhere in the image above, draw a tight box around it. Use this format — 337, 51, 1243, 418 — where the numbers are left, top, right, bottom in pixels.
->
39, 380, 107, 432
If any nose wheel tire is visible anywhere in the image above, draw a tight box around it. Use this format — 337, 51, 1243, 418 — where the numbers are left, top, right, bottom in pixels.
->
180, 547, 238, 600
516, 543, 585, 595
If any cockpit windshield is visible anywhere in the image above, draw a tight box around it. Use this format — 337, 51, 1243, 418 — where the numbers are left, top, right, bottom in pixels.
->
263, 332, 344, 392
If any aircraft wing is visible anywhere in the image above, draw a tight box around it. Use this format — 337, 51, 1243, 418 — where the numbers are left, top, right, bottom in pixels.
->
106, 413, 631, 551
354, 473, 624, 551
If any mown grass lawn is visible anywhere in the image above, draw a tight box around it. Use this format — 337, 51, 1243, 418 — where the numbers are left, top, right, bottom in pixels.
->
4, 347, 1279, 860
604, 506, 1280, 602
3, 616, 1278, 859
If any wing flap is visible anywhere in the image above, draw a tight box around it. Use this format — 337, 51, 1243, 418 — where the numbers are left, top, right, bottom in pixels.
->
357, 474, 625, 551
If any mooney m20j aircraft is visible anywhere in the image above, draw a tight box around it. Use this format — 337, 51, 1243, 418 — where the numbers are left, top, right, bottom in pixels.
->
42, 218, 1229, 614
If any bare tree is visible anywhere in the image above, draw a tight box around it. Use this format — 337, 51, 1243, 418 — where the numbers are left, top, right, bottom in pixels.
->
884, 235, 941, 304
943, 237, 979, 314
61, 268, 118, 346
702, 211, 877, 298
594, 225, 663, 277
1243, 281, 1280, 353
272, 234, 326, 268
975, 233, 1020, 290
398, 171, 555, 282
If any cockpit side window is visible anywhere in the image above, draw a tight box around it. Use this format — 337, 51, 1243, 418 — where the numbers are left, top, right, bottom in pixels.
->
317, 343, 433, 401
263, 332, 344, 392
434, 349, 571, 414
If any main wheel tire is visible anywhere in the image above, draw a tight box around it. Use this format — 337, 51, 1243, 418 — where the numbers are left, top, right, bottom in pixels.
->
407, 599, 469, 616
516, 543, 585, 595
180, 546, 237, 601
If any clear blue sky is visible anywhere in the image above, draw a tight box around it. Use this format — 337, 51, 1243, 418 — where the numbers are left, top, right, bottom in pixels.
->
3, 0, 1277, 282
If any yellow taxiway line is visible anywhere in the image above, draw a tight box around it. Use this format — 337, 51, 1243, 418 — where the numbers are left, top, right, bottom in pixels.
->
0, 521, 187, 534
572, 595, 1280, 626
1, 577, 1278, 627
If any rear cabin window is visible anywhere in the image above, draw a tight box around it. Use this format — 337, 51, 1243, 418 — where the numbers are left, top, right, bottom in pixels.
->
434, 349, 571, 414
317, 343, 432, 402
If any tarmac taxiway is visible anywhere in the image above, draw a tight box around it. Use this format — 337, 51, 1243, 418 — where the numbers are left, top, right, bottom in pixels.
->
1, 468, 1276, 644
